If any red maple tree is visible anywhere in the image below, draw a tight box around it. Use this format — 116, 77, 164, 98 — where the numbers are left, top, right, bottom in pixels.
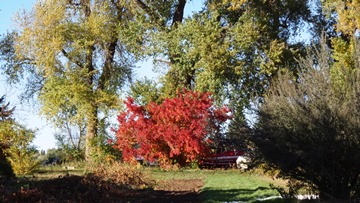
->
113, 90, 231, 167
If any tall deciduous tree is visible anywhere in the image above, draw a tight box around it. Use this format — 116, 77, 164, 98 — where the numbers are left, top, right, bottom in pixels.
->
323, 0, 360, 38
0, 0, 135, 161
322, 0, 360, 76
123, 0, 314, 125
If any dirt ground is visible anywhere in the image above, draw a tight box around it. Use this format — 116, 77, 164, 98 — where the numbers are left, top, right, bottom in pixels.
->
0, 175, 204, 203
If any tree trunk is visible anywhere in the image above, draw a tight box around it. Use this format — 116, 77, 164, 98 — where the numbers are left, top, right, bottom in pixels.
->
85, 102, 98, 161
83, 0, 95, 161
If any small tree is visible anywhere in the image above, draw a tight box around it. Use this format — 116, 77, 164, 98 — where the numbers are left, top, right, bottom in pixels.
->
2, 123, 39, 175
0, 95, 39, 175
0, 95, 15, 177
254, 41, 360, 200
113, 90, 231, 167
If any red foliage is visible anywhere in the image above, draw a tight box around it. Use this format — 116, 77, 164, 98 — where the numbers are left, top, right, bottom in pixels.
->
113, 90, 232, 167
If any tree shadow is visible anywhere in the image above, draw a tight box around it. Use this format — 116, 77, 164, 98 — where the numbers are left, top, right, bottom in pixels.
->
200, 186, 285, 203
1, 175, 201, 203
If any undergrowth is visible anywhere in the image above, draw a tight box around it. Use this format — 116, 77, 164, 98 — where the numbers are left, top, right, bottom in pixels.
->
87, 162, 155, 189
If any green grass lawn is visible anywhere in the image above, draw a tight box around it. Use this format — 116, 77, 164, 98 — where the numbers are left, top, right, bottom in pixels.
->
144, 168, 287, 203
32, 165, 86, 179
28, 165, 288, 202
200, 170, 283, 203
8, 164, 306, 202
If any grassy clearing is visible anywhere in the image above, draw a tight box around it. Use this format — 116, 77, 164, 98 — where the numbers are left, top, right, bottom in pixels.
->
143, 167, 287, 202
14, 164, 287, 202
31, 165, 86, 179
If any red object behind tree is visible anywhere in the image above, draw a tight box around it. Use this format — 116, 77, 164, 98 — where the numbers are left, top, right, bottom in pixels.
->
113, 90, 231, 167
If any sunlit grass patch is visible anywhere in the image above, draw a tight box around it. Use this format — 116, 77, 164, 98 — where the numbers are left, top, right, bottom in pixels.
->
200, 170, 284, 203
32, 165, 86, 179
143, 167, 286, 202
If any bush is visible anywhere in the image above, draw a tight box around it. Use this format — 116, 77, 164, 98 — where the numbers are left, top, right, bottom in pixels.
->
114, 90, 231, 168
0, 95, 15, 177
253, 41, 360, 200
0, 121, 40, 175
88, 162, 154, 189
0, 144, 14, 177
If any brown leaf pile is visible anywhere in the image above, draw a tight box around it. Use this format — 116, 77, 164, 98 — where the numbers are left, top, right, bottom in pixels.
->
0, 163, 202, 202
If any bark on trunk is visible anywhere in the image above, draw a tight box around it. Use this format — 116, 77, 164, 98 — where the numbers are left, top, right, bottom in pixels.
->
82, 0, 95, 162
85, 103, 98, 161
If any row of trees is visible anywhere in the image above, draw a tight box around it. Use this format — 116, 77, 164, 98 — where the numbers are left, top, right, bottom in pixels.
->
0, 0, 317, 161
1, 0, 360, 200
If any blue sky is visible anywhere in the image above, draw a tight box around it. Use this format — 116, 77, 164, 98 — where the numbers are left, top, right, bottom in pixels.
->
0, 1, 203, 151
1, 0, 56, 150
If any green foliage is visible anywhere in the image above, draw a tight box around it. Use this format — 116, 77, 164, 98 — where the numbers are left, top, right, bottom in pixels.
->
323, 0, 360, 37
322, 0, 360, 85
122, 0, 315, 128
90, 135, 122, 164
0, 95, 15, 177
53, 142, 84, 163
128, 78, 161, 106
253, 40, 360, 200
0, 121, 39, 175
54, 119, 86, 162
0, 0, 136, 161
42, 148, 65, 165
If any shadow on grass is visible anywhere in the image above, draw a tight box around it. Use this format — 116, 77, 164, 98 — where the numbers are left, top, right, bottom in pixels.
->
200, 186, 288, 203
1, 175, 200, 203
200, 187, 323, 203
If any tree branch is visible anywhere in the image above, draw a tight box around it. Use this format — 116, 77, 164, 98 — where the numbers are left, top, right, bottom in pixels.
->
134, 0, 164, 28
155, 59, 172, 66
61, 49, 83, 68
171, 0, 186, 28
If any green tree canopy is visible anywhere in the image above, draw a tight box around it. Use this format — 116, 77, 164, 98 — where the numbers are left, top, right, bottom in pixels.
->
124, 0, 315, 124
0, 0, 136, 160
322, 0, 360, 81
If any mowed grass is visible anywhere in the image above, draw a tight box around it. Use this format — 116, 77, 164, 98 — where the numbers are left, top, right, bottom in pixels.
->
144, 168, 286, 203
200, 170, 284, 203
